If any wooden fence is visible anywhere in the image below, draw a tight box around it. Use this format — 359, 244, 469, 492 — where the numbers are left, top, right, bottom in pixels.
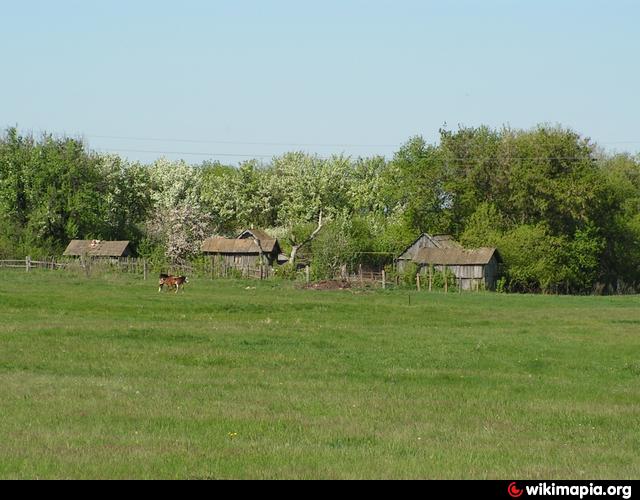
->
0, 256, 276, 281
333, 265, 486, 292
0, 257, 486, 291
0, 257, 67, 271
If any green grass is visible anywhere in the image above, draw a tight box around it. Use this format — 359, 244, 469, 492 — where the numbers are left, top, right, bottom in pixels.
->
0, 271, 638, 479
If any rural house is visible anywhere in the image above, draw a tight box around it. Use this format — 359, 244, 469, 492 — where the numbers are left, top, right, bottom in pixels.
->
63, 240, 133, 259
201, 228, 285, 271
396, 233, 462, 272
412, 246, 502, 290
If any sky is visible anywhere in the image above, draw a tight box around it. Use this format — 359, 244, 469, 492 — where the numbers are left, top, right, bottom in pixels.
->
2, 0, 639, 164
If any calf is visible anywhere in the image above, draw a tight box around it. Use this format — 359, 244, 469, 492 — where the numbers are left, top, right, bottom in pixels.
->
158, 273, 171, 292
160, 275, 189, 294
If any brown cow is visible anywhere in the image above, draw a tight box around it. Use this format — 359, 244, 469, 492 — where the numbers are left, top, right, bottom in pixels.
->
159, 275, 189, 294
158, 273, 171, 292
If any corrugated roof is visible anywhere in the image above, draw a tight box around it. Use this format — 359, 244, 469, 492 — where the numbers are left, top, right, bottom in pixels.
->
63, 240, 131, 257
413, 247, 500, 265
202, 236, 279, 254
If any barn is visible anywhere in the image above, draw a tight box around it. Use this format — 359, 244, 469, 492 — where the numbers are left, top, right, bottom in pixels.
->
412, 247, 502, 290
201, 229, 285, 270
396, 233, 461, 272
63, 240, 133, 259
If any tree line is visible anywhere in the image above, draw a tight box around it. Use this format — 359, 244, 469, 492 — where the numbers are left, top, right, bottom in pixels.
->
1, 125, 638, 293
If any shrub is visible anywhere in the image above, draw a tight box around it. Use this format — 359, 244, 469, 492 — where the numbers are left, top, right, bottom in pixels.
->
401, 262, 419, 287
273, 263, 298, 280
429, 267, 458, 291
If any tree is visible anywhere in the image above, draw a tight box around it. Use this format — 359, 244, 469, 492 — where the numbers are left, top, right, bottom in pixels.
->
388, 136, 453, 234
146, 202, 213, 263
288, 210, 324, 267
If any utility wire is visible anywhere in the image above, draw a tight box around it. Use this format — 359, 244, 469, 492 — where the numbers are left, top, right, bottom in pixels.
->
94, 148, 342, 160
94, 147, 618, 162
86, 134, 400, 149
95, 148, 278, 159
82, 133, 640, 148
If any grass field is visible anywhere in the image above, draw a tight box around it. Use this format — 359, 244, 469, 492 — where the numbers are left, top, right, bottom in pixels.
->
0, 272, 638, 479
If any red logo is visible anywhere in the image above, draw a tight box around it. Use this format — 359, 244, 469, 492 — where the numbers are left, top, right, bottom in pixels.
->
508, 482, 523, 498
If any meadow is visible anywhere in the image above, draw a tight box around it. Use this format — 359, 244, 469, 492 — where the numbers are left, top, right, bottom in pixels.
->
0, 272, 638, 479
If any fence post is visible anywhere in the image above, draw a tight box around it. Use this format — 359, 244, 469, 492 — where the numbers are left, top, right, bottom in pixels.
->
382, 270, 386, 290
26, 256, 31, 272
305, 265, 310, 284
359, 264, 363, 287
416, 273, 421, 292
429, 265, 433, 292
443, 265, 448, 293
143, 259, 148, 281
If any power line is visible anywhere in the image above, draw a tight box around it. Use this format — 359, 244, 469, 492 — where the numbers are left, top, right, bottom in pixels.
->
86, 134, 400, 149
95, 148, 276, 159
80, 133, 640, 148
93, 147, 347, 161
94, 147, 619, 162
10, 127, 638, 161
599, 141, 640, 145
11, 126, 640, 149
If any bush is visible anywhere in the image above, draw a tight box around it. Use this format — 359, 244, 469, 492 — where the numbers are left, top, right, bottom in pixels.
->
273, 263, 298, 280
429, 267, 458, 291
401, 262, 419, 287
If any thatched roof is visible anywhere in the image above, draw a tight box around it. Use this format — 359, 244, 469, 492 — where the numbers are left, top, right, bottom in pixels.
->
63, 240, 132, 257
202, 235, 280, 254
413, 247, 501, 266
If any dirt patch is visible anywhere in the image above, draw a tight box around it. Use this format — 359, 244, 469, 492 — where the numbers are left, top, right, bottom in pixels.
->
304, 280, 352, 290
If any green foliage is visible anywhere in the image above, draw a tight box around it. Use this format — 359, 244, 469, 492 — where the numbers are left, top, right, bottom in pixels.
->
388, 136, 453, 234
459, 202, 505, 248
429, 267, 459, 291
0, 128, 150, 257
272, 263, 298, 280
401, 261, 420, 287
310, 213, 359, 280
136, 237, 170, 272
1, 125, 639, 293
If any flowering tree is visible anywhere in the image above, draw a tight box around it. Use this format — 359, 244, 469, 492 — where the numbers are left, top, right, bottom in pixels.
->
145, 158, 210, 261
147, 202, 213, 262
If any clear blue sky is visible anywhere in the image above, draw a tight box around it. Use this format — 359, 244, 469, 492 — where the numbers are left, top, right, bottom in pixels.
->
2, 0, 639, 164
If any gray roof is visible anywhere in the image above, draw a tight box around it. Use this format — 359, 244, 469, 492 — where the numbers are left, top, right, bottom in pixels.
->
398, 233, 462, 260
202, 235, 280, 254
413, 247, 501, 265
63, 240, 131, 257
238, 228, 273, 241
431, 234, 462, 248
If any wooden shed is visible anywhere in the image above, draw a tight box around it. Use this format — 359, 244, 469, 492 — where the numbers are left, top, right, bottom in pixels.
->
412, 247, 502, 290
201, 229, 283, 269
396, 233, 461, 272
63, 240, 133, 258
